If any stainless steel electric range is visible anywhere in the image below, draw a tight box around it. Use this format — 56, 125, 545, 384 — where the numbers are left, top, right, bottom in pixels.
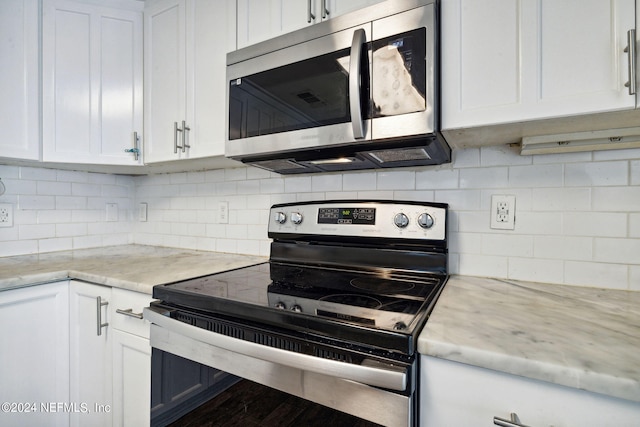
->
145, 200, 448, 427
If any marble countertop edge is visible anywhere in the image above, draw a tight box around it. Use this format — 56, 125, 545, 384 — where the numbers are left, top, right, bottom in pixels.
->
422, 340, 640, 403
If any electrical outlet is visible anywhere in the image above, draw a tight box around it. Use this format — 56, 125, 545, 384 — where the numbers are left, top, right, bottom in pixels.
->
0, 203, 13, 228
106, 203, 118, 222
218, 201, 229, 224
139, 203, 148, 222
490, 195, 516, 230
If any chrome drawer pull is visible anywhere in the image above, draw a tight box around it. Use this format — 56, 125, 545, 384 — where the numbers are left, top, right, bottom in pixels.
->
116, 308, 144, 319
96, 296, 109, 336
494, 413, 532, 427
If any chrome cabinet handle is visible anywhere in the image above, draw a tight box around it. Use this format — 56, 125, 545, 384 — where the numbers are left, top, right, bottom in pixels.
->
349, 28, 366, 139
181, 120, 191, 152
307, 0, 315, 23
124, 131, 140, 161
624, 29, 636, 95
116, 308, 144, 320
175, 121, 190, 153
174, 121, 180, 153
321, 0, 329, 19
494, 413, 532, 427
96, 296, 109, 336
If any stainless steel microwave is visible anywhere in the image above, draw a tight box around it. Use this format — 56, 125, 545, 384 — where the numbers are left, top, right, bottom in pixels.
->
225, 0, 449, 174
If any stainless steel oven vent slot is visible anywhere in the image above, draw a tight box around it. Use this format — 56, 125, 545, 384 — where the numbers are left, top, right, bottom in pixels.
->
208, 321, 245, 340
253, 333, 302, 352
315, 348, 353, 363
175, 312, 196, 326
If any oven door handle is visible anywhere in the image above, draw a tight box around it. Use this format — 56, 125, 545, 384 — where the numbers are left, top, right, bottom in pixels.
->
144, 306, 408, 391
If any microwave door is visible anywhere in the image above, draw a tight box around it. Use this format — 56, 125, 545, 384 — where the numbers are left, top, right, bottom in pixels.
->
226, 24, 372, 159
369, 5, 436, 140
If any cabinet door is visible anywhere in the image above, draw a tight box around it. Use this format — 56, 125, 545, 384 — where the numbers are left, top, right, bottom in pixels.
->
420, 356, 640, 426
144, 0, 187, 163
442, 0, 636, 129
112, 330, 151, 427
0, 0, 40, 161
69, 281, 112, 427
42, 0, 143, 165
185, 0, 236, 159
236, 0, 282, 49
0, 282, 69, 427
324, 0, 385, 20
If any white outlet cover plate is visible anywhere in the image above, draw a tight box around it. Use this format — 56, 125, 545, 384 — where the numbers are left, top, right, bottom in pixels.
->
106, 203, 118, 222
490, 195, 516, 230
0, 203, 13, 227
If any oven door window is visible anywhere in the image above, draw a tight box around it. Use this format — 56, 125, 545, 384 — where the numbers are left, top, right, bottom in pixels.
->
370, 28, 426, 118
228, 46, 368, 140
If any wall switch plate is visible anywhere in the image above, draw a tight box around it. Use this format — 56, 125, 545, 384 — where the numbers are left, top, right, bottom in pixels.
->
139, 203, 148, 222
106, 203, 118, 222
0, 203, 13, 227
218, 201, 229, 224
490, 195, 516, 230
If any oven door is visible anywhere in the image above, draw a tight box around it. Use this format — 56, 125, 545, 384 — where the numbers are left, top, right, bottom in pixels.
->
144, 305, 415, 427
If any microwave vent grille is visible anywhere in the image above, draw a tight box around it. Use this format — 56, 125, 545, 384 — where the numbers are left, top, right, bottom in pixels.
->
368, 147, 431, 164
253, 159, 307, 172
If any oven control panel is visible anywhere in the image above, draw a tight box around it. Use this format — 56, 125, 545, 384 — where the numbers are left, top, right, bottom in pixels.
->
269, 201, 447, 240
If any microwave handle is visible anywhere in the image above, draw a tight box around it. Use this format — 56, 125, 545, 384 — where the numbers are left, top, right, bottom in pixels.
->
349, 28, 366, 139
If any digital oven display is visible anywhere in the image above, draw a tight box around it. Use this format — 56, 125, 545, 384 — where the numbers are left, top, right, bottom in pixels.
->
317, 208, 376, 225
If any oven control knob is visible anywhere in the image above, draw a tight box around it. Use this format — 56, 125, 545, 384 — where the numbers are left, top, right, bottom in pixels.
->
291, 304, 302, 313
291, 212, 303, 225
274, 211, 287, 224
418, 213, 434, 229
393, 322, 407, 331
274, 302, 286, 310
393, 213, 409, 228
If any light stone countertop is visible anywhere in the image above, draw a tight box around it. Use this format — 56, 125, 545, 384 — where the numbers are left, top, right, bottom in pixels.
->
0, 245, 267, 295
418, 275, 640, 404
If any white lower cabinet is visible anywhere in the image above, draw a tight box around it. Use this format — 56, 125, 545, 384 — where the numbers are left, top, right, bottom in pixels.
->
68, 281, 153, 427
69, 280, 113, 427
420, 355, 640, 426
111, 287, 153, 427
0, 281, 70, 427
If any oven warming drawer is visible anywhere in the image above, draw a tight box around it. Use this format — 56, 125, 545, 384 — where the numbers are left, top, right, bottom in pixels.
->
144, 307, 414, 427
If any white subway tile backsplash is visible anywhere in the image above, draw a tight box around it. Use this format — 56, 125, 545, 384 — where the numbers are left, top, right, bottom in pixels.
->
481, 145, 531, 167
533, 236, 593, 261
1, 146, 639, 289
416, 169, 458, 189
508, 257, 564, 284
532, 188, 591, 211
311, 174, 342, 192
565, 161, 628, 187
19, 195, 56, 210
592, 187, 640, 212
509, 164, 564, 188
565, 261, 629, 289
343, 172, 377, 191
594, 238, 640, 264
563, 212, 627, 237
459, 167, 508, 189
376, 171, 415, 190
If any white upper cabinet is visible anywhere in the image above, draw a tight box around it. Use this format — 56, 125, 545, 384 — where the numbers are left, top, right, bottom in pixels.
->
441, 0, 636, 130
42, 0, 143, 165
237, 0, 385, 49
0, 0, 40, 161
144, 0, 236, 163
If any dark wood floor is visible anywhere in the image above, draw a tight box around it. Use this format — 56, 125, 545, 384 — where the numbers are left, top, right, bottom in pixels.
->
169, 379, 383, 427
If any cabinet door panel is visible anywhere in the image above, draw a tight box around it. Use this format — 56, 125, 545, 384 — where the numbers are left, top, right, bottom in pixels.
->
69, 281, 112, 427
112, 330, 151, 427
46, 6, 93, 157
43, 0, 143, 165
442, 0, 636, 129
0, 0, 40, 160
0, 282, 69, 427
144, 0, 186, 163
100, 11, 143, 161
